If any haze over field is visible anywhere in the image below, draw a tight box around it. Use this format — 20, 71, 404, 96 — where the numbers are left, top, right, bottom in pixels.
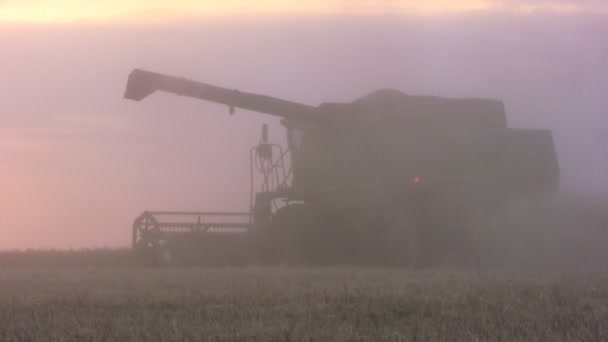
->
0, 0, 607, 249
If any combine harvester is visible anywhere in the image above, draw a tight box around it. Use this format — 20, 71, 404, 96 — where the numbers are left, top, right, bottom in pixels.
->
125, 69, 559, 267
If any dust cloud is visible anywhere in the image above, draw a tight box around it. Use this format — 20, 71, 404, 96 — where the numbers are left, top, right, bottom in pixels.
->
0, 12, 606, 273
459, 192, 608, 273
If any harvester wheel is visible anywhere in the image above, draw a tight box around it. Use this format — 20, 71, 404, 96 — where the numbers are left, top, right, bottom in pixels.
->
132, 211, 161, 265
274, 204, 316, 266
384, 211, 419, 268
264, 204, 338, 266
256, 204, 298, 265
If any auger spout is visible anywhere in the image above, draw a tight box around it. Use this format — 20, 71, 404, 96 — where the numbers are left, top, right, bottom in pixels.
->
124, 69, 328, 124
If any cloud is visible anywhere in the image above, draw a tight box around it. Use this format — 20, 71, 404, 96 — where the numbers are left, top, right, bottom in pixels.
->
490, 0, 608, 13
1, 114, 126, 137
1, 0, 606, 25
55, 114, 128, 133
0, 114, 127, 158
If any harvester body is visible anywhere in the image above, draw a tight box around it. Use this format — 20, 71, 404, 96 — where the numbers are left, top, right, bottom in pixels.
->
126, 69, 559, 266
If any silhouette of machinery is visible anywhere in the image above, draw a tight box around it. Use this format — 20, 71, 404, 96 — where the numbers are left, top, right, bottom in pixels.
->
125, 69, 559, 266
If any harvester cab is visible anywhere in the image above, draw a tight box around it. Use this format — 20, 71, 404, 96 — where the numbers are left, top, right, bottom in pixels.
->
125, 69, 559, 267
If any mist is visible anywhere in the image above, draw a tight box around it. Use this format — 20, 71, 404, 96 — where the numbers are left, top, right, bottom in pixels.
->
0, 12, 607, 250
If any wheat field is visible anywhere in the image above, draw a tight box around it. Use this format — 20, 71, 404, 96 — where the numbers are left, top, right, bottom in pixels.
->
1, 257, 608, 341
2, 195, 608, 341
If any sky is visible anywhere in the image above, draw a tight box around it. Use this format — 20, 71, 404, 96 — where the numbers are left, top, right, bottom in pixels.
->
1, 0, 607, 23
0, 1, 607, 249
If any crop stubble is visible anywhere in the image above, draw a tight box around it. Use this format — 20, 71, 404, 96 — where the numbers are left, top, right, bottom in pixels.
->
1, 267, 607, 341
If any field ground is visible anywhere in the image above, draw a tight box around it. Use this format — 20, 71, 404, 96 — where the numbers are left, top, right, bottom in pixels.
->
1, 194, 607, 340
1, 264, 608, 341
